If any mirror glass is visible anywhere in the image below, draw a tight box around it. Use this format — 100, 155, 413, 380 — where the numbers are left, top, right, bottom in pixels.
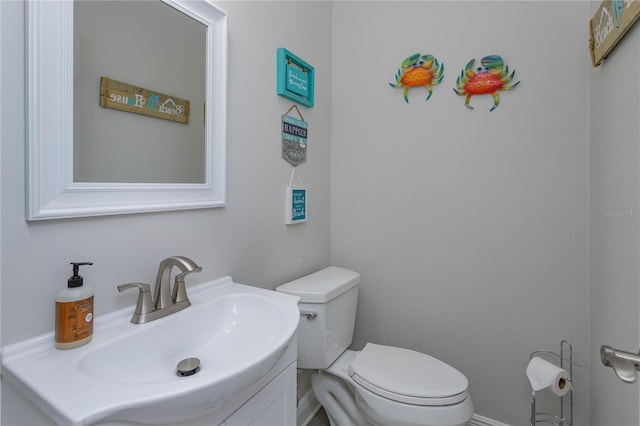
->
74, 1, 206, 184
26, 0, 227, 220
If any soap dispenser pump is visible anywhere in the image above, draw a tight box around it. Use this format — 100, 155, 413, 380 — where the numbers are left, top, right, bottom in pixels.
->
55, 262, 94, 349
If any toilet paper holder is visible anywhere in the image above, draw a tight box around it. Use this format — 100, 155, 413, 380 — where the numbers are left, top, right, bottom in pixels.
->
529, 340, 581, 426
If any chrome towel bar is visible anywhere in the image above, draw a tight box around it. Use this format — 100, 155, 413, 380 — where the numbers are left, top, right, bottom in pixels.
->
601, 345, 640, 383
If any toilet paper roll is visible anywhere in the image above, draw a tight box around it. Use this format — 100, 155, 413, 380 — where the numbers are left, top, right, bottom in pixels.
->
526, 356, 571, 397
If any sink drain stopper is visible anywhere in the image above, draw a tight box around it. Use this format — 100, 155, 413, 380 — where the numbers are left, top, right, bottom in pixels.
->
176, 357, 201, 377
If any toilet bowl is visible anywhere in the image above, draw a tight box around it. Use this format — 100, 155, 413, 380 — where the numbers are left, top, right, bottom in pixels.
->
314, 346, 473, 426
276, 267, 473, 426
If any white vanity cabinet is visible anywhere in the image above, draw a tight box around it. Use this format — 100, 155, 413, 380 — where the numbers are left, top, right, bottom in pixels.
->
222, 362, 297, 426
2, 353, 298, 426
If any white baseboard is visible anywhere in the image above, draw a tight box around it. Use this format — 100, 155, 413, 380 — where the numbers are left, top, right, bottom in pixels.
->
469, 413, 512, 426
298, 388, 321, 426
297, 392, 509, 426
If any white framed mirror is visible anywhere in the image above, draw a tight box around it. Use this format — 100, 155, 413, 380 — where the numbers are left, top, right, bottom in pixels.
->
26, 0, 227, 220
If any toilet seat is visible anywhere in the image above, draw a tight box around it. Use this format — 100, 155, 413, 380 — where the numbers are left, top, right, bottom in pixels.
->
349, 343, 469, 406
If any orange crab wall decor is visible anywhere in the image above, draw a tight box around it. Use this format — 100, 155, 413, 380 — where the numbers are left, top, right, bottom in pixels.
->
453, 55, 520, 111
389, 53, 444, 103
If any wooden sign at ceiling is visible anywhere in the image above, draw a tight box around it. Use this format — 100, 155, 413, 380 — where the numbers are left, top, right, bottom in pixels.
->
589, 0, 640, 67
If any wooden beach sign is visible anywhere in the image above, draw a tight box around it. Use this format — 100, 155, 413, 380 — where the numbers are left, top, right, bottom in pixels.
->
589, 0, 640, 67
100, 77, 190, 124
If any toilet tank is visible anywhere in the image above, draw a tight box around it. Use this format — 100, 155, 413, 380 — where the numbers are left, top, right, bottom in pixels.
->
276, 266, 359, 369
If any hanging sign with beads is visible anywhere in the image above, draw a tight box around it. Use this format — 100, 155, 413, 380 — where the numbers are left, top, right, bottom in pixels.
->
285, 168, 307, 225
282, 105, 308, 166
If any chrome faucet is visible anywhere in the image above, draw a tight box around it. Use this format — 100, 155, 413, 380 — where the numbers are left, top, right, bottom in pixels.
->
118, 256, 202, 324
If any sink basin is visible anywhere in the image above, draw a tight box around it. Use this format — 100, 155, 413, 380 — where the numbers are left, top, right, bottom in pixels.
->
1, 277, 300, 425
78, 293, 291, 385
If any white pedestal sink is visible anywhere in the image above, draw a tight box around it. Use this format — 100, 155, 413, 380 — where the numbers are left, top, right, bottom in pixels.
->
1, 277, 301, 425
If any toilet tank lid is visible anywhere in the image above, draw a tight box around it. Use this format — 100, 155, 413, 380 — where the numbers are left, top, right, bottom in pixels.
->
276, 266, 360, 303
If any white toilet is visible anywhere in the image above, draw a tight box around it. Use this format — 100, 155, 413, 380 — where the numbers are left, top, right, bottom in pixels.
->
276, 266, 473, 426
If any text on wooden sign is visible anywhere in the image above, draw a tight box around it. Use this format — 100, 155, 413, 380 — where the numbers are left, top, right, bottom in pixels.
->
99, 77, 190, 124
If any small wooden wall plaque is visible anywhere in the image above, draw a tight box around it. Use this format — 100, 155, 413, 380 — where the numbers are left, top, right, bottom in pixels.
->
589, 0, 640, 67
99, 77, 190, 124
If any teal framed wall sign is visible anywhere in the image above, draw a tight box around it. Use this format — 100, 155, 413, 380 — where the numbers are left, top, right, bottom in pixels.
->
277, 48, 315, 107
285, 188, 307, 224
285, 168, 307, 224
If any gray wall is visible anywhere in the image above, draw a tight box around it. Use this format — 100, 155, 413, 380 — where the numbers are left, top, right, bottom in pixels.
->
1, 1, 332, 423
5, 1, 640, 425
330, 2, 590, 425
589, 1, 640, 423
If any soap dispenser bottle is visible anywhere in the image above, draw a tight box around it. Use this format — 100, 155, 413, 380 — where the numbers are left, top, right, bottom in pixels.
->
55, 262, 94, 349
